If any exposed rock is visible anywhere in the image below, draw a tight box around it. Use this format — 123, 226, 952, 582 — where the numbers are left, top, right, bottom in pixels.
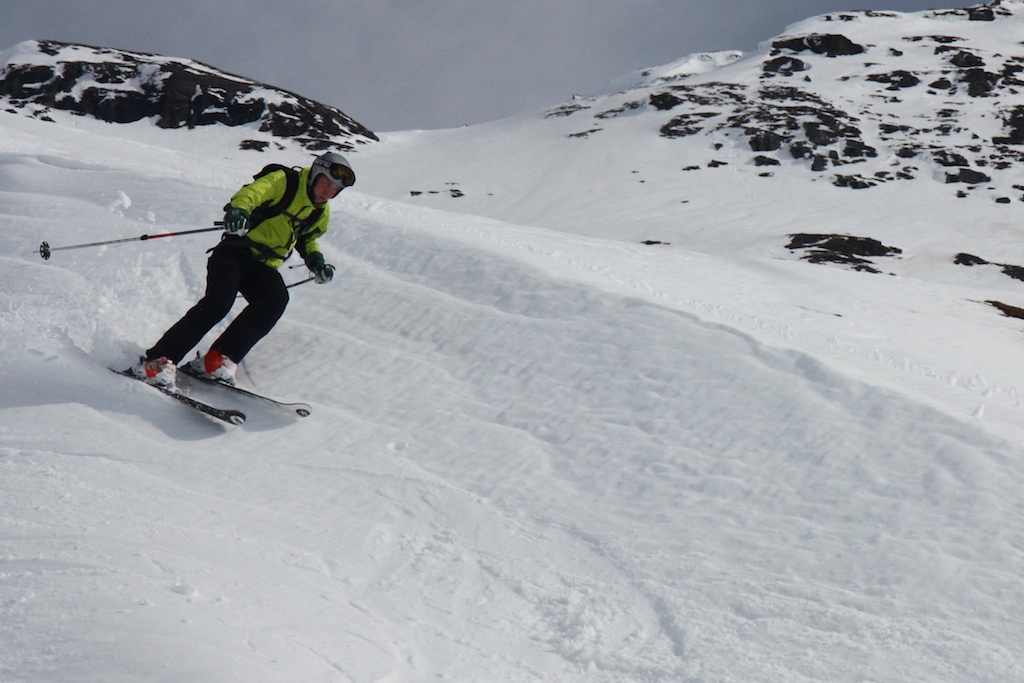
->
955, 252, 1024, 281
967, 6, 997, 21
954, 252, 989, 267
596, 100, 643, 119
545, 102, 590, 118
787, 234, 902, 273
866, 70, 922, 90
763, 56, 809, 76
659, 111, 718, 138
960, 67, 1001, 96
772, 34, 866, 57
993, 105, 1024, 144
832, 174, 878, 190
933, 150, 969, 167
945, 168, 992, 184
950, 50, 986, 68
649, 92, 685, 111
987, 300, 1024, 319
748, 130, 784, 152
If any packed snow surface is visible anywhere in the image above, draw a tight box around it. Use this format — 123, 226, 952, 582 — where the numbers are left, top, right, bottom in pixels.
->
2, 9, 1024, 682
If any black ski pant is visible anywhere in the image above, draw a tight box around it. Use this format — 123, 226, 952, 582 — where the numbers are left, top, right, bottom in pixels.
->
146, 245, 289, 365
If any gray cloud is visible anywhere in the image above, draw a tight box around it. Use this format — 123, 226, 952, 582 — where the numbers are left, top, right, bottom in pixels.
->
0, 0, 976, 131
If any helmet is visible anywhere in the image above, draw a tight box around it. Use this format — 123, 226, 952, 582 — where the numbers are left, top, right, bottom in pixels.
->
309, 152, 356, 191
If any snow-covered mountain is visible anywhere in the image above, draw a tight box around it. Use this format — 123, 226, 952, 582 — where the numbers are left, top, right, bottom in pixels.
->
0, 39, 378, 152
2, 3, 1024, 683
544, 0, 1024, 198
352, 0, 1024, 297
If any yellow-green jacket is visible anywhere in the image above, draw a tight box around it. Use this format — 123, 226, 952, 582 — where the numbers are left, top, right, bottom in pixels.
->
227, 167, 330, 269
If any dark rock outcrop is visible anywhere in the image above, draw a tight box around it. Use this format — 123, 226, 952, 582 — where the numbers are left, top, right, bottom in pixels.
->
0, 40, 378, 152
771, 34, 866, 58
955, 252, 1024, 282
787, 234, 902, 273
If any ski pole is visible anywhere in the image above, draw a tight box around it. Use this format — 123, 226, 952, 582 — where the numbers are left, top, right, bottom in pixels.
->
287, 276, 315, 289
39, 224, 225, 260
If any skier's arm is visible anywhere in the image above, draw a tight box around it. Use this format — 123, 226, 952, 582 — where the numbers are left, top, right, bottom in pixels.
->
298, 212, 333, 283
227, 171, 288, 214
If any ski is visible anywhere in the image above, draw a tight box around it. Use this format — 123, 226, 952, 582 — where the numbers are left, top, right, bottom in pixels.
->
113, 369, 247, 425
179, 363, 312, 418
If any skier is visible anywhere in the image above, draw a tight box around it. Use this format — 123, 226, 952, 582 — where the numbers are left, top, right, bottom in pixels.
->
133, 151, 355, 388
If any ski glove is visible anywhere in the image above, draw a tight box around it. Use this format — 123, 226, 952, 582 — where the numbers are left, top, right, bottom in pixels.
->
305, 252, 335, 284
223, 207, 250, 235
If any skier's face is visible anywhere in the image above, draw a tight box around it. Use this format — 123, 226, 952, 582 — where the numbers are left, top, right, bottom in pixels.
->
311, 175, 343, 203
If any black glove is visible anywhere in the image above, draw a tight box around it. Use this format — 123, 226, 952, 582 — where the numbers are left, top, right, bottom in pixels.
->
305, 252, 335, 284
223, 207, 250, 235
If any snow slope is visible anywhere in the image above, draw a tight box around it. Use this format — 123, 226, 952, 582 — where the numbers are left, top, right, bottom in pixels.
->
3, 10, 1024, 683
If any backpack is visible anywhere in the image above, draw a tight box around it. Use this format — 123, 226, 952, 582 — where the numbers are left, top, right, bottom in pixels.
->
245, 164, 323, 231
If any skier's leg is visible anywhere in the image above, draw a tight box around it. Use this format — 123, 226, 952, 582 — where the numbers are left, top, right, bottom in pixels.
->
145, 247, 243, 364
209, 259, 289, 363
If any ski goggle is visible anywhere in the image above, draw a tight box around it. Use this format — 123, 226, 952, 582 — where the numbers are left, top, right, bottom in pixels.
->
314, 159, 356, 188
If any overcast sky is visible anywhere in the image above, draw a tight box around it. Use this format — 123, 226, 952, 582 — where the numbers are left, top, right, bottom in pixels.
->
0, 0, 976, 132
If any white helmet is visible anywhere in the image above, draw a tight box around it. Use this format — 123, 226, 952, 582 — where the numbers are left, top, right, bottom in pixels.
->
310, 152, 356, 190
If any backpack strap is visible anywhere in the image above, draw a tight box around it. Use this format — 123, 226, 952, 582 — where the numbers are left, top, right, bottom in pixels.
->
248, 167, 300, 228
209, 234, 288, 263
